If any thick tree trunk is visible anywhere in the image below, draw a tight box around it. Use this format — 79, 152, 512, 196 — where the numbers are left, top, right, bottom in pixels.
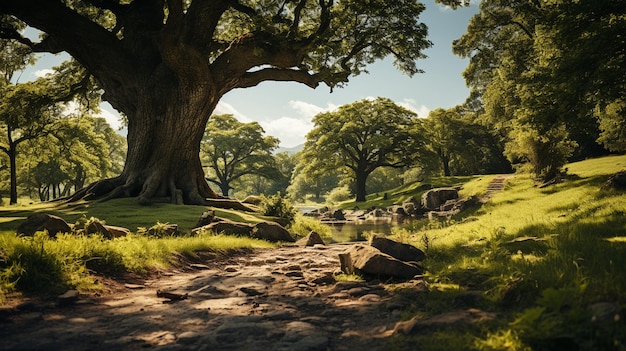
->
71, 81, 226, 205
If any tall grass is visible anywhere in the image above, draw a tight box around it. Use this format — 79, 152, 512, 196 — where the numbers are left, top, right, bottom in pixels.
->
0, 230, 274, 302
395, 155, 626, 350
288, 213, 333, 238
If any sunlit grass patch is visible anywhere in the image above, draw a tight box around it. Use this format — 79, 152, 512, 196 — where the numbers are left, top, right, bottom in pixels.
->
288, 213, 333, 238
0, 230, 274, 299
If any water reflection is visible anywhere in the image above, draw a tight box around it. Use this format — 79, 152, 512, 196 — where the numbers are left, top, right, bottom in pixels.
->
327, 218, 414, 243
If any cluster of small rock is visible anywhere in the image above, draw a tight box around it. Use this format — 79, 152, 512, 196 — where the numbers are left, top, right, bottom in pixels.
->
16, 213, 131, 239
15, 210, 296, 243
305, 187, 478, 223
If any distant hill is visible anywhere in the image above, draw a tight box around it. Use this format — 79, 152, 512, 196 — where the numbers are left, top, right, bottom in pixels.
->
276, 144, 304, 155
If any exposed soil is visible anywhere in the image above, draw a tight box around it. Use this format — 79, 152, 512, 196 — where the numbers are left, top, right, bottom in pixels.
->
0, 244, 427, 351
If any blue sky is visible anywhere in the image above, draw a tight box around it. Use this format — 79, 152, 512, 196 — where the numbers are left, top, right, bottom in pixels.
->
22, 0, 478, 148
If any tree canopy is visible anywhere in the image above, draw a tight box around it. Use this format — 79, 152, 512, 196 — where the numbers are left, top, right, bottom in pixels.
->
0, 57, 96, 203
302, 97, 423, 202
453, 0, 623, 181
0, 0, 433, 205
201, 114, 279, 197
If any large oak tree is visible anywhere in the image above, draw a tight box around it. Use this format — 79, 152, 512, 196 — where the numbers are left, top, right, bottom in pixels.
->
0, 0, 432, 205
302, 97, 423, 202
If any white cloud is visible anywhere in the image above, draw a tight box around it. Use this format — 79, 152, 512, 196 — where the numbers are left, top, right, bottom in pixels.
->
259, 116, 313, 148
396, 98, 431, 118
98, 106, 123, 131
214, 101, 252, 122
34, 69, 54, 78
288, 100, 337, 119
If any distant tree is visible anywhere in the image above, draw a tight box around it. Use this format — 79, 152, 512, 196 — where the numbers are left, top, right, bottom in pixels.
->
287, 156, 341, 202
303, 97, 424, 202
424, 108, 511, 176
265, 151, 299, 196
0, 0, 432, 205
235, 151, 299, 198
0, 60, 95, 203
20, 116, 125, 201
201, 114, 279, 197
596, 100, 626, 153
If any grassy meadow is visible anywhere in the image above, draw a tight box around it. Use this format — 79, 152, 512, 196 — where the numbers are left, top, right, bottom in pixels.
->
1, 155, 626, 350
386, 155, 626, 350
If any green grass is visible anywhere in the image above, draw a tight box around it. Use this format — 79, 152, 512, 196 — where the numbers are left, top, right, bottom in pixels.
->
0, 197, 282, 303
0, 230, 273, 302
392, 155, 626, 350
0, 197, 277, 233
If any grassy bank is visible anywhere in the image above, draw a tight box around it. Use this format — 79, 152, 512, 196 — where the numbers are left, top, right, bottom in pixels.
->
389, 155, 626, 350
0, 198, 283, 303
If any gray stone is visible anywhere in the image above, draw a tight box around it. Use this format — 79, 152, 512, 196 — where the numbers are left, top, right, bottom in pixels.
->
332, 209, 346, 220
370, 236, 426, 262
252, 222, 295, 242
104, 225, 131, 237
17, 213, 72, 238
421, 187, 459, 210
343, 245, 422, 279
86, 220, 113, 239
297, 231, 326, 247
195, 218, 254, 236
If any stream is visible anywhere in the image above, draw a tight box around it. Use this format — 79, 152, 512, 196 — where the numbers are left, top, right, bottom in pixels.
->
326, 217, 422, 243
297, 206, 421, 243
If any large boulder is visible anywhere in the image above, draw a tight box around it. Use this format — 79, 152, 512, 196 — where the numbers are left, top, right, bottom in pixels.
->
421, 188, 459, 210
17, 213, 72, 237
252, 222, 295, 242
342, 245, 422, 279
370, 236, 426, 262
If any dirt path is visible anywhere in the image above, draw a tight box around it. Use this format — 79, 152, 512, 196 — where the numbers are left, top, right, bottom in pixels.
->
479, 174, 515, 203
0, 244, 424, 351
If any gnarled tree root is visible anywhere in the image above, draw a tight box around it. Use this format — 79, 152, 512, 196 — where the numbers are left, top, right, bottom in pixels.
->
59, 176, 256, 211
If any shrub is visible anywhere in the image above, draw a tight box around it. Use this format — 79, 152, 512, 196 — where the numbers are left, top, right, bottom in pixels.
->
258, 192, 297, 224
289, 214, 332, 238
326, 185, 352, 204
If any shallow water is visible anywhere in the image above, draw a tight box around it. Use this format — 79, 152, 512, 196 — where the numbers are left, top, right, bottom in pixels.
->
327, 218, 414, 243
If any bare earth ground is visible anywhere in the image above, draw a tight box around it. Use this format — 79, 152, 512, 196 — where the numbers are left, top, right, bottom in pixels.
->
0, 244, 424, 351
